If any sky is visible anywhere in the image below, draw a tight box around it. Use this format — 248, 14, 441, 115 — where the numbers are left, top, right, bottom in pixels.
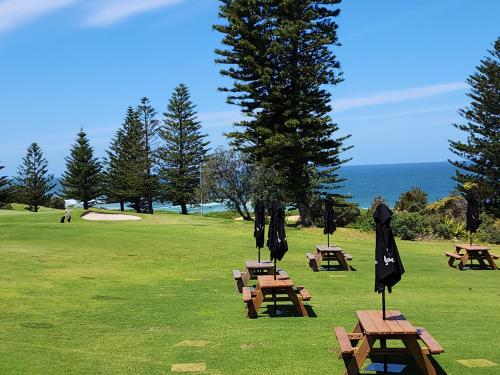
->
0, 0, 498, 176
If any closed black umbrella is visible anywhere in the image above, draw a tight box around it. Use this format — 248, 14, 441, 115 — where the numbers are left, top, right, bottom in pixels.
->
267, 201, 288, 278
373, 203, 405, 318
373, 203, 406, 374
254, 200, 266, 262
465, 189, 482, 245
324, 196, 337, 248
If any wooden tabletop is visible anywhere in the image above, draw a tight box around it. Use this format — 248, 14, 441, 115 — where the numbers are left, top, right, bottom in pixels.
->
257, 275, 293, 288
357, 310, 417, 335
316, 245, 343, 252
455, 244, 490, 251
245, 260, 275, 269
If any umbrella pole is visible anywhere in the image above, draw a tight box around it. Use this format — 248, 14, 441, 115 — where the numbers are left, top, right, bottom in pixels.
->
382, 289, 388, 374
258, 247, 261, 263
273, 258, 277, 315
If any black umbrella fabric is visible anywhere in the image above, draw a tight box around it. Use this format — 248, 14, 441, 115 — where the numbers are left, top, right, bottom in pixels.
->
324, 196, 337, 247
267, 201, 288, 274
465, 190, 482, 242
254, 200, 266, 262
373, 204, 405, 296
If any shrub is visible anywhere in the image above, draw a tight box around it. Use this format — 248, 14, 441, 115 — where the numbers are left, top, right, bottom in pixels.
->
369, 195, 387, 215
391, 212, 429, 240
394, 187, 428, 213
476, 213, 500, 244
426, 195, 467, 220
0, 203, 13, 210
433, 216, 466, 240
311, 197, 360, 228
49, 197, 66, 210
348, 211, 375, 232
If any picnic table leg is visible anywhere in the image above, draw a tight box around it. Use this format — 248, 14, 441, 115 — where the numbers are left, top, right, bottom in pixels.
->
343, 335, 374, 375
287, 288, 308, 317
485, 253, 498, 270
336, 252, 350, 271
447, 256, 456, 268
458, 252, 469, 271
402, 336, 436, 375
247, 287, 264, 318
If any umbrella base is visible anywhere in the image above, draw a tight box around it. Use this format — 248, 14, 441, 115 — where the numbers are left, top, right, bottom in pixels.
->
366, 363, 406, 373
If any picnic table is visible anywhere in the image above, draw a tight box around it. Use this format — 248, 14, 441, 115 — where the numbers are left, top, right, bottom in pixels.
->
243, 260, 275, 278
242, 275, 311, 318
334, 310, 444, 375
445, 243, 498, 270
306, 245, 352, 271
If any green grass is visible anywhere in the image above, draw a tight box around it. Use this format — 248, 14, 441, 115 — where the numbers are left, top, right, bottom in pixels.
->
0, 208, 498, 374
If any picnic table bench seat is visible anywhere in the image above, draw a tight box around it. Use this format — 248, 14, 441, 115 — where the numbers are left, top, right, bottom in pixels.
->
234, 269, 288, 293
334, 327, 355, 355
491, 253, 499, 260
296, 286, 311, 301
305, 252, 320, 272
444, 252, 463, 259
416, 327, 444, 354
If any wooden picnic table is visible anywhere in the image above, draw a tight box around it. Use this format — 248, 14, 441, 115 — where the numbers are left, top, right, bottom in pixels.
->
242, 275, 311, 318
315, 245, 352, 271
334, 310, 444, 375
243, 260, 275, 278
445, 243, 498, 270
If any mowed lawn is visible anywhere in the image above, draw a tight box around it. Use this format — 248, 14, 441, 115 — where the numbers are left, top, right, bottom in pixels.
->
0, 208, 498, 375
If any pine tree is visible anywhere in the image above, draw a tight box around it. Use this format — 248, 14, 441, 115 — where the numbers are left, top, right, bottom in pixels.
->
14, 143, 55, 212
106, 107, 147, 213
61, 129, 103, 209
106, 127, 128, 211
215, 0, 351, 225
137, 97, 160, 214
449, 38, 500, 217
0, 163, 9, 204
158, 84, 209, 215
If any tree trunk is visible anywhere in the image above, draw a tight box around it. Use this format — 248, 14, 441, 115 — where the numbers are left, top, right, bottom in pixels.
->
83, 200, 89, 210
34, 204, 38, 213
180, 202, 188, 215
297, 200, 314, 227
120, 201, 124, 211
147, 198, 154, 214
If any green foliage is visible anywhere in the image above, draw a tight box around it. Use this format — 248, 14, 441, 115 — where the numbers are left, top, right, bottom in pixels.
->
312, 196, 360, 228
476, 213, 500, 244
449, 37, 500, 217
426, 195, 467, 220
61, 129, 103, 209
202, 148, 253, 221
49, 196, 66, 210
214, 0, 351, 225
391, 212, 429, 241
13, 143, 54, 212
106, 106, 152, 213
433, 216, 466, 240
137, 97, 160, 214
394, 187, 428, 213
348, 211, 375, 232
158, 84, 209, 215
0, 163, 10, 204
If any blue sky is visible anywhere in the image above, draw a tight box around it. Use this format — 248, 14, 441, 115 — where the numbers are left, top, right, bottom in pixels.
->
0, 0, 498, 176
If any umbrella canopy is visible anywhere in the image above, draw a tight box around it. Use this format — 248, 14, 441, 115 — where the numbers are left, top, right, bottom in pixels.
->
373, 204, 405, 294
267, 201, 288, 261
323, 196, 337, 236
254, 200, 265, 249
465, 190, 482, 234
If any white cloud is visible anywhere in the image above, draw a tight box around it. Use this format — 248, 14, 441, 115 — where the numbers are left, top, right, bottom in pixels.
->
84, 0, 185, 27
333, 82, 467, 112
0, 0, 78, 32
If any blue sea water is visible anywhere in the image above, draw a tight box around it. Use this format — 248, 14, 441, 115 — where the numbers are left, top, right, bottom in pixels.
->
91, 161, 456, 212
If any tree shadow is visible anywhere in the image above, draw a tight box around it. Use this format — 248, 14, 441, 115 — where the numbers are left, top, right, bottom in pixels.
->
262, 304, 317, 318
366, 354, 447, 374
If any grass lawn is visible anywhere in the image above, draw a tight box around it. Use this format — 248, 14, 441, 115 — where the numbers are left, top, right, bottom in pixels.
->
0, 207, 499, 374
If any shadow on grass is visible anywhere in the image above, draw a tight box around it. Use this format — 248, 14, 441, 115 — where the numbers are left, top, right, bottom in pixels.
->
262, 304, 317, 318
366, 354, 447, 375
319, 264, 357, 272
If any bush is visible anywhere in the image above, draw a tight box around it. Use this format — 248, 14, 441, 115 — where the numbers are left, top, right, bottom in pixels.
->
0, 203, 13, 210
476, 213, 500, 244
394, 187, 428, 213
433, 216, 466, 240
49, 197, 66, 209
426, 195, 467, 220
391, 212, 429, 240
369, 195, 387, 215
312, 197, 360, 228
348, 211, 375, 232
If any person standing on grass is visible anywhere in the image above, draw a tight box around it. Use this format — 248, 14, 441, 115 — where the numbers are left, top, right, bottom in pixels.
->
65, 208, 71, 223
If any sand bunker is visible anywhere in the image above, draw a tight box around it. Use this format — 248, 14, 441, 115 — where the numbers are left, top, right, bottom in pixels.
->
82, 212, 141, 221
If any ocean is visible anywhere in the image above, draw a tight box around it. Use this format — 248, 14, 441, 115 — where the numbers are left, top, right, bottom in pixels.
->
91, 161, 456, 212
